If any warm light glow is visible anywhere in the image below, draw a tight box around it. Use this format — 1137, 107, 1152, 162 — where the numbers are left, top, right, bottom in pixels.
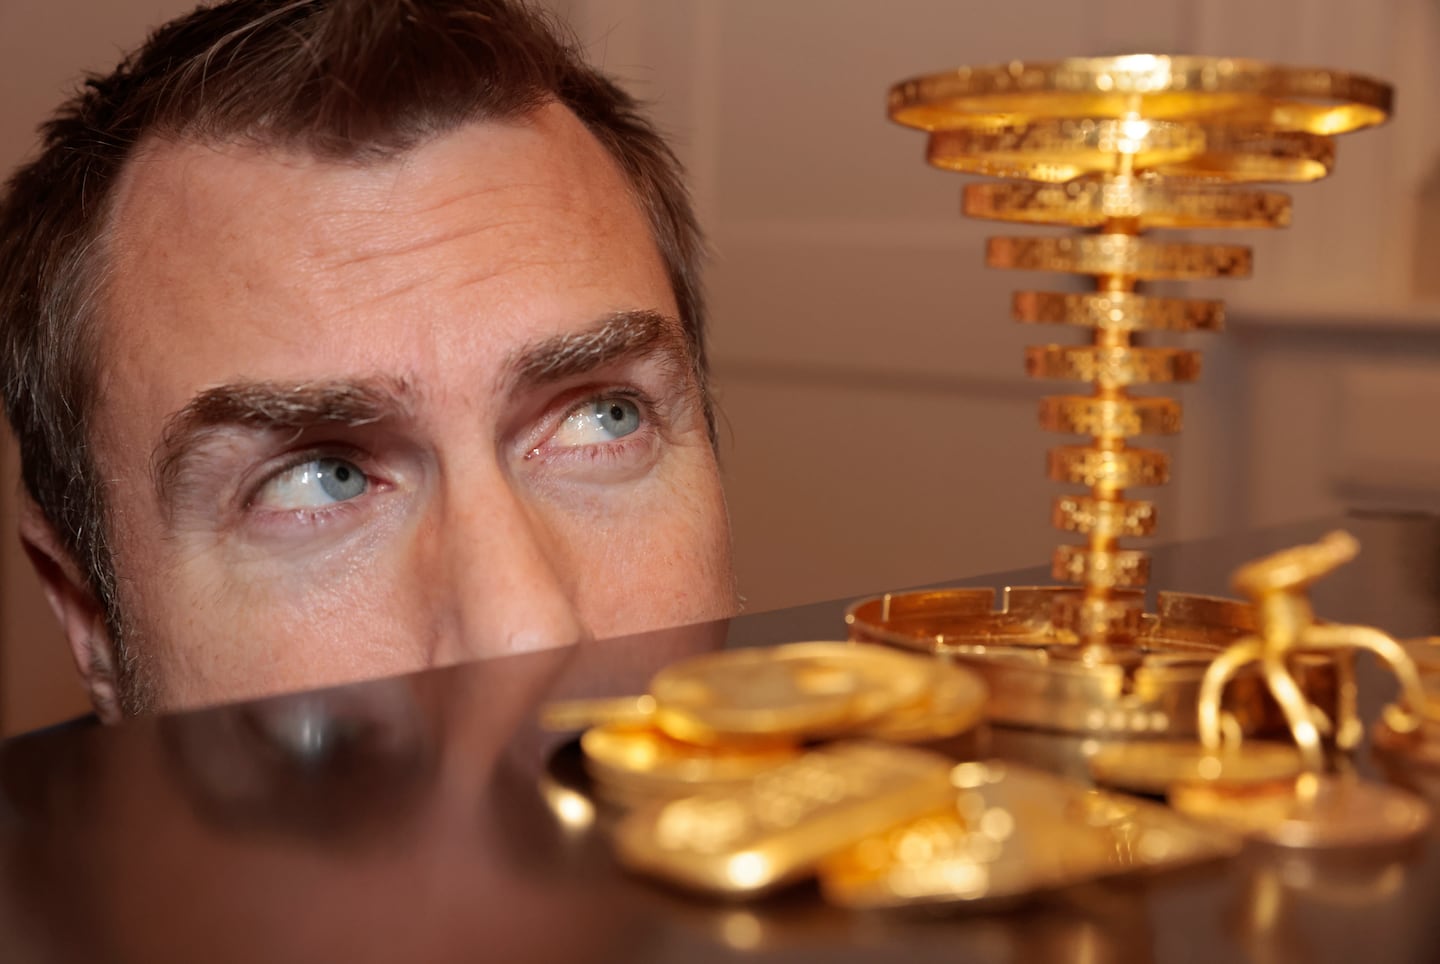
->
542, 784, 596, 832
724, 851, 772, 890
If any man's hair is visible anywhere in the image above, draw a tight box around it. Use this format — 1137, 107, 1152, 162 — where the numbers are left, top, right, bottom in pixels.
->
0, 0, 707, 675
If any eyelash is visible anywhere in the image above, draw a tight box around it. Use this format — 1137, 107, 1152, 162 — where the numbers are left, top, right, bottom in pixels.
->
242, 444, 384, 523
529, 387, 661, 465
237, 385, 662, 530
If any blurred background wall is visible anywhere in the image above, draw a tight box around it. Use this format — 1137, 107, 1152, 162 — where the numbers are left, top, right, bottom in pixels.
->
4, 0, 1440, 733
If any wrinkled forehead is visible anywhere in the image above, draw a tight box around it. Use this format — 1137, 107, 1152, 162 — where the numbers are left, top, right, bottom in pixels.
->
85, 102, 676, 452
105, 101, 643, 279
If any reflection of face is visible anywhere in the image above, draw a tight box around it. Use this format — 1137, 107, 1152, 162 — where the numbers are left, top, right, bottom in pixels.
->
90, 102, 735, 711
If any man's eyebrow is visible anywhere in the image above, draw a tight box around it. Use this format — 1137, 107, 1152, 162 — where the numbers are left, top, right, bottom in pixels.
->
506, 309, 693, 387
152, 376, 415, 506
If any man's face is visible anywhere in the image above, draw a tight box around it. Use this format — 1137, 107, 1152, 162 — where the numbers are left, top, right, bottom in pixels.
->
86, 103, 735, 712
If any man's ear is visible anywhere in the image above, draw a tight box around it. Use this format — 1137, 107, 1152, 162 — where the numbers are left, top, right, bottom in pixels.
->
17, 497, 123, 723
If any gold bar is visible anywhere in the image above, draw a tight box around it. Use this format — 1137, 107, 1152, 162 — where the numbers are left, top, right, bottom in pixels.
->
611, 742, 960, 897
819, 761, 1239, 910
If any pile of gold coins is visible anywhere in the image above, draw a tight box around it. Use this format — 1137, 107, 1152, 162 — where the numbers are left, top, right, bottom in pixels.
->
543, 642, 1239, 906
536, 53, 1440, 914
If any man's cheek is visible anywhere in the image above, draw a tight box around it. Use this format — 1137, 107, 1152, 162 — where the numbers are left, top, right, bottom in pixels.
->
186, 549, 422, 697
566, 475, 732, 634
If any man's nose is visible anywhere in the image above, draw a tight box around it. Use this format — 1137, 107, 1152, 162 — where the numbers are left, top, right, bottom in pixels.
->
430, 481, 590, 665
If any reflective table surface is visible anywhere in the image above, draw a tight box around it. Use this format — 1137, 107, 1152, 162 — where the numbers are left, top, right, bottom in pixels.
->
3, 515, 1439, 963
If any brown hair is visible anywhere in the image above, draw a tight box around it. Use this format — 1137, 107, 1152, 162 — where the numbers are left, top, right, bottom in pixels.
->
0, 0, 708, 658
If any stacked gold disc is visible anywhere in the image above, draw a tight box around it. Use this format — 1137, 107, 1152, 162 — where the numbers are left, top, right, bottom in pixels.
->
889, 56, 1391, 653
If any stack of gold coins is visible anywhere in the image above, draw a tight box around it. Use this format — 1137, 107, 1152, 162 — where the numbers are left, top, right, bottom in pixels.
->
544, 642, 989, 808
542, 643, 1238, 905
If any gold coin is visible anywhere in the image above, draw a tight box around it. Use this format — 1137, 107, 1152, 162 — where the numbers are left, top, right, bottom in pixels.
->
1014, 290, 1224, 332
1026, 345, 1202, 385
967, 180, 1290, 230
1169, 774, 1432, 848
581, 723, 798, 791
888, 56, 1391, 135
1047, 446, 1170, 488
850, 660, 989, 743
1051, 545, 1151, 589
989, 235, 1252, 280
649, 642, 936, 744
1040, 396, 1182, 438
1087, 741, 1304, 795
540, 694, 657, 732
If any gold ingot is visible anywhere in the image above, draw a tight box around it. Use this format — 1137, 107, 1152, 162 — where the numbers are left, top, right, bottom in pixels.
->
819, 761, 1239, 910
989, 235, 1252, 280
888, 56, 1391, 136
1014, 290, 1224, 332
649, 641, 934, 745
1052, 544, 1151, 589
611, 742, 959, 897
848, 659, 989, 743
967, 179, 1291, 229
931, 122, 1332, 183
1027, 346, 1201, 385
1086, 740, 1305, 796
1170, 774, 1432, 849
1052, 495, 1157, 538
580, 724, 798, 798
1040, 396, 1181, 437
1047, 446, 1170, 488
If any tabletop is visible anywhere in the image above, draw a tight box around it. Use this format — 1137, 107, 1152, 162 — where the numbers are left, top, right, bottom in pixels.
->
3, 513, 1439, 963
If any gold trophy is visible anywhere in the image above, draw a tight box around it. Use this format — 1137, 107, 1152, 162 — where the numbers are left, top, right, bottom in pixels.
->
543, 56, 1440, 909
853, 56, 1438, 848
849, 56, 1393, 742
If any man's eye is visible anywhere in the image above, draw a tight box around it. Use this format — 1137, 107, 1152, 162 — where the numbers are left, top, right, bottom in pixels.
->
553, 397, 642, 446
254, 457, 368, 510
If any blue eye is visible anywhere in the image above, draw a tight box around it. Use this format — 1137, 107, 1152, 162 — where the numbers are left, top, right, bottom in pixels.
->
590, 398, 641, 439
255, 457, 368, 510
553, 397, 643, 448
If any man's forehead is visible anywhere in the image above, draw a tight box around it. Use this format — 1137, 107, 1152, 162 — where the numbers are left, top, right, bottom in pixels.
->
88, 98, 678, 457
109, 103, 622, 246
